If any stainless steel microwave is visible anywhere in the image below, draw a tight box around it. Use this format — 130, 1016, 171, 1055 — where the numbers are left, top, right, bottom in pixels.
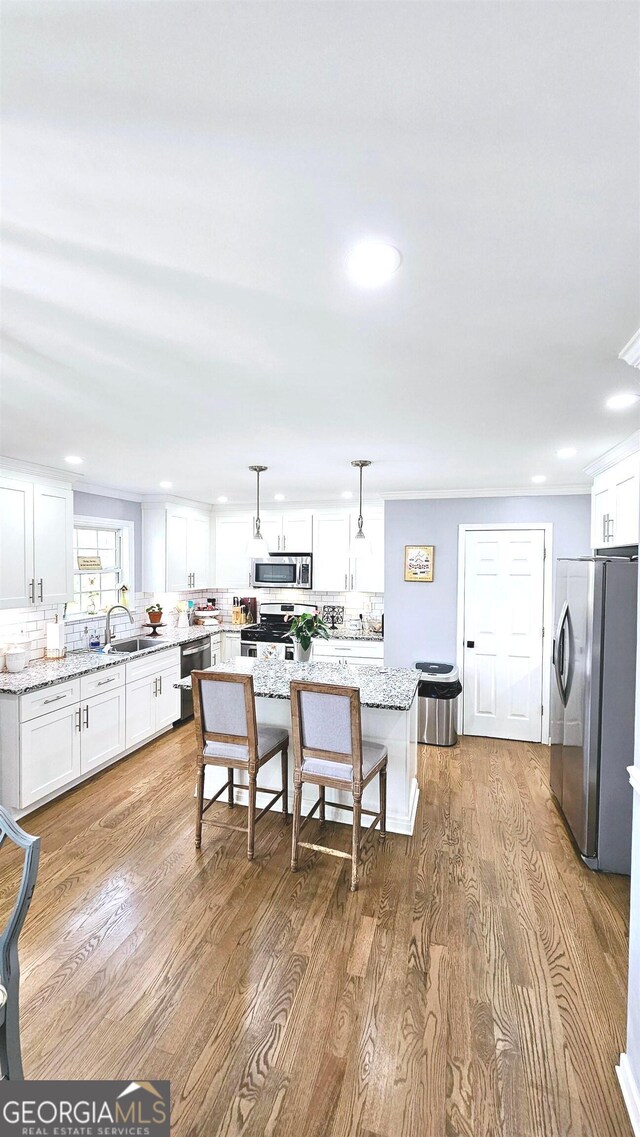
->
250, 553, 312, 589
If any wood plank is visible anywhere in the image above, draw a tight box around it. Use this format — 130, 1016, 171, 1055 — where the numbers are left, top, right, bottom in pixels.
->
0, 725, 630, 1137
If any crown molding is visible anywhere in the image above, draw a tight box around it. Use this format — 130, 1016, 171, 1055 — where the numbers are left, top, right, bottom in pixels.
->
381, 484, 589, 501
583, 431, 640, 478
78, 482, 143, 502
619, 329, 640, 369
141, 494, 213, 512
0, 455, 80, 485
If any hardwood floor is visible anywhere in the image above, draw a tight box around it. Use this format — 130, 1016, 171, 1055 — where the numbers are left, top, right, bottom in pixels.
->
0, 724, 632, 1136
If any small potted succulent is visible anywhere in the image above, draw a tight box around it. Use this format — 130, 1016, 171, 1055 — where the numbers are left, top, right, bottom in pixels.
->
146, 602, 163, 626
287, 610, 329, 663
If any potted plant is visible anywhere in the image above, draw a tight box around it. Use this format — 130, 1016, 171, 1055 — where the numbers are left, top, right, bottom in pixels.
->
146, 602, 163, 626
287, 611, 329, 663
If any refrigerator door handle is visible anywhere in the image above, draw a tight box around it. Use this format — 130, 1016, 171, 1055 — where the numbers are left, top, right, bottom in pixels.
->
554, 601, 569, 706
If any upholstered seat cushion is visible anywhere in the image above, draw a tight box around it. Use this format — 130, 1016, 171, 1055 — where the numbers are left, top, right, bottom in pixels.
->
203, 723, 288, 763
302, 741, 387, 783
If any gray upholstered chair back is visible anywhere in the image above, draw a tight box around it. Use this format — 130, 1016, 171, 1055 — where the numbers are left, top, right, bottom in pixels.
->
192, 671, 259, 765
199, 677, 249, 738
290, 681, 363, 780
0, 806, 40, 1080
299, 690, 353, 756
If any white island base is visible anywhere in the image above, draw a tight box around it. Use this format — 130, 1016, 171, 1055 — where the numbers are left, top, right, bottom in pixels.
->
202, 694, 419, 836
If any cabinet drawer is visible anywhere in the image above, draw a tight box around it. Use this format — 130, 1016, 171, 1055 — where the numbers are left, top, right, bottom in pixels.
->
20, 679, 80, 723
125, 647, 180, 683
80, 665, 125, 700
314, 639, 383, 659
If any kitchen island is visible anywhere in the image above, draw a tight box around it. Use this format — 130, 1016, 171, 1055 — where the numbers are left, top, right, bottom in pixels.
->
176, 658, 420, 835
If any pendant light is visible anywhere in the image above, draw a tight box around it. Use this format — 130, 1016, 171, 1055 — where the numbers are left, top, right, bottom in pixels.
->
246, 465, 269, 556
350, 459, 372, 558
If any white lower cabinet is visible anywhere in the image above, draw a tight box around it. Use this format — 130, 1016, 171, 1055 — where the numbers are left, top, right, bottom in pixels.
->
20, 702, 82, 807
210, 635, 221, 667
312, 639, 384, 667
81, 686, 126, 771
125, 648, 180, 748
9, 647, 182, 815
125, 674, 157, 749
220, 632, 242, 662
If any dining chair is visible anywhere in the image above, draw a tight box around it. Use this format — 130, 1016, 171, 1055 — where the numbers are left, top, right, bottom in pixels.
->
0, 806, 40, 1079
289, 680, 387, 891
192, 670, 289, 859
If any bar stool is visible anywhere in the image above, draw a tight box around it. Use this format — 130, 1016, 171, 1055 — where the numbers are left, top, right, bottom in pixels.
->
289, 680, 388, 891
192, 671, 289, 859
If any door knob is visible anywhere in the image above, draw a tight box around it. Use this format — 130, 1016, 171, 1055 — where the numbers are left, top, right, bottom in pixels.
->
466, 640, 475, 648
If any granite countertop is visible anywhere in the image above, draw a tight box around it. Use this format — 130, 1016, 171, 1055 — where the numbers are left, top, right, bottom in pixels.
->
174, 658, 417, 712
0, 625, 226, 696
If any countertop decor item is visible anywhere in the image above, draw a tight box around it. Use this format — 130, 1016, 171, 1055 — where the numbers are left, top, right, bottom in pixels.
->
404, 545, 434, 582
6, 648, 27, 674
142, 622, 166, 637
322, 605, 344, 629
287, 610, 330, 663
146, 603, 163, 625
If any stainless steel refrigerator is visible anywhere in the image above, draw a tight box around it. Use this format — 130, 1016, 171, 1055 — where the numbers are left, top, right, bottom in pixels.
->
550, 557, 637, 873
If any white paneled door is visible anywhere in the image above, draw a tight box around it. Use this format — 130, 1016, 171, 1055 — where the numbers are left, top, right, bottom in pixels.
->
463, 529, 545, 742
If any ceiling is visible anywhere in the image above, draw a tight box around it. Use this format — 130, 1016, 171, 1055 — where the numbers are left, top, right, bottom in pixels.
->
1, 1, 639, 504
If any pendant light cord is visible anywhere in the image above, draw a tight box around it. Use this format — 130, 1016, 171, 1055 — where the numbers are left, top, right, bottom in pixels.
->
357, 463, 364, 534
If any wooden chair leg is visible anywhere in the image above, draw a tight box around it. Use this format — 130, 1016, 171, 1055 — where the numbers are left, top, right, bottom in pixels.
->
379, 766, 387, 838
319, 784, 325, 822
227, 767, 234, 807
195, 763, 205, 849
281, 747, 289, 819
291, 782, 302, 871
351, 793, 361, 892
247, 773, 257, 860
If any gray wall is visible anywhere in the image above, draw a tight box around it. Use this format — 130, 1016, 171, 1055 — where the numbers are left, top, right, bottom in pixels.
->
384, 494, 592, 667
73, 491, 143, 590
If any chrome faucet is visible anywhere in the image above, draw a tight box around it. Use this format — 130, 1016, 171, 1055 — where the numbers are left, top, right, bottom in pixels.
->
104, 604, 134, 646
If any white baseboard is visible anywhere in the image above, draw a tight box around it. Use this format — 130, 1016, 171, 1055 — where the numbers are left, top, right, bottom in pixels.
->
617, 1053, 640, 1136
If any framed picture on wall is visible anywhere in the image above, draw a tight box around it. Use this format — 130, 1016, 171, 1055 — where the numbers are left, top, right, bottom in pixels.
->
404, 545, 434, 582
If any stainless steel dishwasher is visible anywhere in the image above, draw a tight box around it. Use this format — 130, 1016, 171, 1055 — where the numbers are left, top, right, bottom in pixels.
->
179, 637, 211, 722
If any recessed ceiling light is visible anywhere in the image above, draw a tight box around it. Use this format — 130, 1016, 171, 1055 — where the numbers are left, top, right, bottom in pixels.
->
606, 391, 640, 410
274, 493, 285, 502
217, 495, 228, 504
557, 446, 577, 459
531, 474, 547, 484
64, 455, 83, 465
345, 240, 402, 289
341, 490, 353, 499
159, 480, 172, 489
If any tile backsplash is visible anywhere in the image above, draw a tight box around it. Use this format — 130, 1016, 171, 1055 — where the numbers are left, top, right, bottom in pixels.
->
0, 588, 383, 661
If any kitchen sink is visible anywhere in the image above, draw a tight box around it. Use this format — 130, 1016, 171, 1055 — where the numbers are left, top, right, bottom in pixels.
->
110, 637, 161, 654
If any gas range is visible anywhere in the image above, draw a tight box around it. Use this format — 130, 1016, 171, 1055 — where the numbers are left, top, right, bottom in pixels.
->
240, 602, 318, 661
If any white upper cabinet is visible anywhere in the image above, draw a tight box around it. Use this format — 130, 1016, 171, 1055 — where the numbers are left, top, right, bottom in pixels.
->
282, 511, 313, 552
258, 510, 313, 553
0, 476, 34, 608
143, 502, 213, 592
215, 514, 254, 588
590, 449, 640, 549
312, 511, 351, 590
33, 483, 75, 603
0, 472, 73, 609
213, 506, 383, 592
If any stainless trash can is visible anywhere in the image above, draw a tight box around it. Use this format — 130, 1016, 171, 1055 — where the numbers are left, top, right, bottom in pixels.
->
416, 662, 461, 746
